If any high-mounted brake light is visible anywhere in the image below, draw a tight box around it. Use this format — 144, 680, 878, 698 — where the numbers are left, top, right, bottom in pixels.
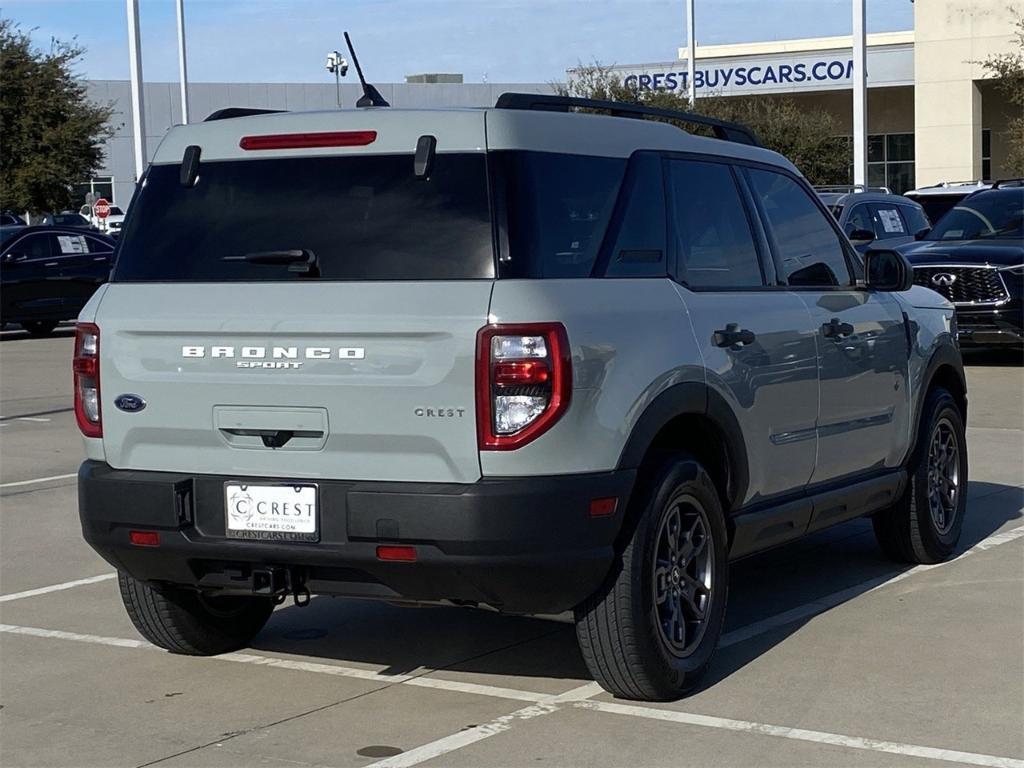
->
73, 323, 102, 438
476, 323, 571, 450
239, 130, 377, 151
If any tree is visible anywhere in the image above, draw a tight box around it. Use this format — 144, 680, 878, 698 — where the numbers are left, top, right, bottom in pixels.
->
561, 63, 852, 185
977, 9, 1024, 175
0, 18, 113, 213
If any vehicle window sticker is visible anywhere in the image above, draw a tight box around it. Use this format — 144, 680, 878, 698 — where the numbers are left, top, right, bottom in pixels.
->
57, 235, 88, 254
877, 208, 905, 234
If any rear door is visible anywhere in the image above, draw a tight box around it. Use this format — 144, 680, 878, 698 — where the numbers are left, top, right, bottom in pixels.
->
667, 158, 819, 506
97, 117, 494, 483
56, 233, 113, 312
746, 168, 911, 486
0, 233, 60, 321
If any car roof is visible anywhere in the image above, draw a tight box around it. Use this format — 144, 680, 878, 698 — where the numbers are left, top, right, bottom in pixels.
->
905, 181, 990, 197
3, 225, 114, 241
816, 191, 919, 207
151, 106, 798, 174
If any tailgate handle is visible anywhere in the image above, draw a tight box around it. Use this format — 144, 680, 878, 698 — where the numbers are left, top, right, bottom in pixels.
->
220, 428, 323, 449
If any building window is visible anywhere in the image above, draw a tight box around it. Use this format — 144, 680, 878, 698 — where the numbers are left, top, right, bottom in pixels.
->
982, 129, 991, 181
72, 176, 116, 208
866, 133, 915, 194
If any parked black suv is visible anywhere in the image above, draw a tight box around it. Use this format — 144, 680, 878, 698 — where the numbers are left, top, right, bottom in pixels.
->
1, 226, 116, 336
899, 183, 1023, 349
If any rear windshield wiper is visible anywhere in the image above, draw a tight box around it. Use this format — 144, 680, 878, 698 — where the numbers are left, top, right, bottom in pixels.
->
222, 249, 319, 276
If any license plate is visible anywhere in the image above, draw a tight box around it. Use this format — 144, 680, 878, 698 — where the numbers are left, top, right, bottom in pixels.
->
224, 483, 318, 541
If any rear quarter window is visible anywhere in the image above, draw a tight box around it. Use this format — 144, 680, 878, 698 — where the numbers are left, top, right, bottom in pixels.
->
494, 151, 625, 278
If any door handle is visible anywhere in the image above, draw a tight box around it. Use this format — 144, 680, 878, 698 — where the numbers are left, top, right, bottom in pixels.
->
712, 323, 756, 349
822, 317, 855, 339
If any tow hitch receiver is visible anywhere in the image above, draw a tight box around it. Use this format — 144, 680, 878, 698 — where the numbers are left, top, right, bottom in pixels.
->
251, 567, 287, 595
250, 567, 311, 607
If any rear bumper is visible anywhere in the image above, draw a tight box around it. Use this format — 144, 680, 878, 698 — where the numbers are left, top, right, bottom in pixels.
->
78, 461, 634, 614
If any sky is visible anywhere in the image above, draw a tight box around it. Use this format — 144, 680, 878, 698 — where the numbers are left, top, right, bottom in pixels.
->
4, 0, 914, 84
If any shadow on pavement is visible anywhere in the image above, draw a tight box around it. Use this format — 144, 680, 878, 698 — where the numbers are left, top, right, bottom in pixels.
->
961, 348, 1023, 367
249, 480, 1022, 693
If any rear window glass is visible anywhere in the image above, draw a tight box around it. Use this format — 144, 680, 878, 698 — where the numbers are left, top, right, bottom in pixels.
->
113, 153, 494, 282
495, 151, 625, 278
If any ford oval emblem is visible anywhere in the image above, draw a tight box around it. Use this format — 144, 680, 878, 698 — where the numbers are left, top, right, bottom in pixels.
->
114, 394, 146, 413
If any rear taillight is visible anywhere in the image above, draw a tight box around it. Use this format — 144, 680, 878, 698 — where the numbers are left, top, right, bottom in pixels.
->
73, 323, 101, 438
476, 323, 571, 450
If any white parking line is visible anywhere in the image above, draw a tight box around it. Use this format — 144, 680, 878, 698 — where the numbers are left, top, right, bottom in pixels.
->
721, 521, 1024, 648
0, 472, 77, 490
364, 683, 603, 768
0, 573, 117, 603
576, 700, 1024, 768
17, 416, 51, 423
2, 621, 1021, 768
0, 623, 583, 705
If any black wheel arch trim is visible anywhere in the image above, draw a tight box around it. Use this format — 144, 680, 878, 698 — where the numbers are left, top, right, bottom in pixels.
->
615, 381, 749, 514
906, 342, 967, 466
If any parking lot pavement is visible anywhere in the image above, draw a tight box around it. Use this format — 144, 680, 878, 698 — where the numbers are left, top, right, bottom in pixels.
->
1, 333, 1022, 768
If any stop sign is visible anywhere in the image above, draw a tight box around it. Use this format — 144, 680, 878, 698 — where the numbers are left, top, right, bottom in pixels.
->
94, 198, 111, 219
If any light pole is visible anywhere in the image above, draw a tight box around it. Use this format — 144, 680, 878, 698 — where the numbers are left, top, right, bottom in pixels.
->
176, 0, 190, 123
686, 0, 696, 106
126, 0, 147, 181
326, 51, 349, 107
852, 0, 868, 186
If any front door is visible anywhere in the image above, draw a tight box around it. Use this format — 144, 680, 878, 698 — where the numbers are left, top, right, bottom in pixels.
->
666, 157, 820, 507
745, 167, 911, 486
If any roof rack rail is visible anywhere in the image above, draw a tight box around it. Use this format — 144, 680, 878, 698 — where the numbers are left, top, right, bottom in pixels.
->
992, 178, 1024, 189
494, 92, 761, 147
204, 107, 287, 122
814, 184, 892, 194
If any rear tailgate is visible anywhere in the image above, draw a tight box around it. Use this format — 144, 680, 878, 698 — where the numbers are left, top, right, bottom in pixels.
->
94, 109, 493, 483
95, 282, 489, 482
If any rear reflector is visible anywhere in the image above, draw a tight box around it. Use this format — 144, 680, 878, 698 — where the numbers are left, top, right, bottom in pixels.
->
129, 530, 160, 547
376, 545, 417, 562
589, 497, 619, 518
239, 130, 377, 150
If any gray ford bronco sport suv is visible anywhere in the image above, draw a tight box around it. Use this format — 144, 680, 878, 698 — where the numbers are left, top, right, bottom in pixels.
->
76, 93, 968, 701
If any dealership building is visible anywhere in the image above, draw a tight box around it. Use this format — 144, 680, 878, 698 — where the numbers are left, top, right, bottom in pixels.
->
84, 0, 1017, 207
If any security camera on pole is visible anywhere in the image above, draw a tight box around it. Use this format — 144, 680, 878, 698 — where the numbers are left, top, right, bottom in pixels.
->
326, 51, 349, 108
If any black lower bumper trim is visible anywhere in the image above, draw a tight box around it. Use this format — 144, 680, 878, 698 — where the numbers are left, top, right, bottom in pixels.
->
78, 461, 634, 614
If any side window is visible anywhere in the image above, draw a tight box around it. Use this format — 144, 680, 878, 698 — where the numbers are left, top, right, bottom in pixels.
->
844, 204, 874, 236
900, 204, 931, 235
52, 233, 91, 257
12, 234, 52, 261
668, 159, 764, 289
604, 153, 666, 278
870, 203, 907, 239
85, 236, 114, 254
748, 169, 852, 288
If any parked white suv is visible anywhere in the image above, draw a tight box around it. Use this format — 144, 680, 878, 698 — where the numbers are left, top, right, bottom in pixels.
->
77, 93, 967, 701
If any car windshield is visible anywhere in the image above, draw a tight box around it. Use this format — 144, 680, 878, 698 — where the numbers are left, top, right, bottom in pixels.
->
109, 207, 124, 216
926, 190, 1024, 241
0, 226, 23, 246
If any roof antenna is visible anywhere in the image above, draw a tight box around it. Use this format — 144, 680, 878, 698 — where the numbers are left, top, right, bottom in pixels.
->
344, 32, 390, 108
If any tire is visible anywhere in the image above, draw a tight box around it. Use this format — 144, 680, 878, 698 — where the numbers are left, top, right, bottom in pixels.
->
574, 454, 729, 701
22, 320, 58, 337
873, 387, 968, 564
118, 572, 274, 655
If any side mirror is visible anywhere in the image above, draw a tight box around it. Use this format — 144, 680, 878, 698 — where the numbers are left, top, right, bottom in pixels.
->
2, 252, 22, 265
865, 249, 913, 292
914, 227, 931, 240
848, 228, 876, 243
